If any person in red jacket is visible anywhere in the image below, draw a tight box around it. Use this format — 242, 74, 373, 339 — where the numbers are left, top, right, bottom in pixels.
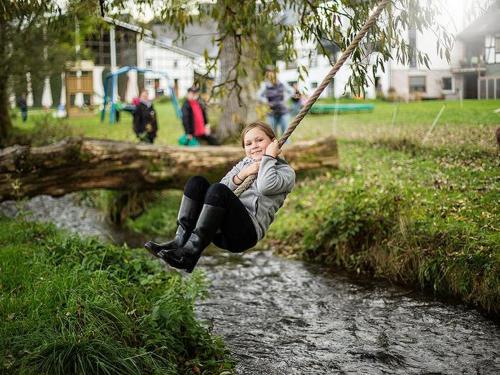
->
181, 86, 219, 145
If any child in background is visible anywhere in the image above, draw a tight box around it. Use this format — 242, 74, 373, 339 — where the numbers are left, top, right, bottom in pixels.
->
133, 90, 158, 144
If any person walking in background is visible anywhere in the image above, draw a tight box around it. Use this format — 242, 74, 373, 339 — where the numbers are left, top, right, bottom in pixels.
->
17, 93, 28, 123
133, 89, 158, 144
290, 82, 304, 116
257, 66, 293, 137
181, 86, 219, 145
114, 95, 122, 123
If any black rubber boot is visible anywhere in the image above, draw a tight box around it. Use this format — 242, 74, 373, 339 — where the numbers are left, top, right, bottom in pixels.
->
162, 204, 225, 273
144, 195, 202, 257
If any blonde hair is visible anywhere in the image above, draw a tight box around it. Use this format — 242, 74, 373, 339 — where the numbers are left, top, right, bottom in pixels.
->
241, 121, 276, 148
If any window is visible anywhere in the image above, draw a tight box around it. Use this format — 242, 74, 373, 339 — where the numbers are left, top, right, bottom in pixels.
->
311, 82, 318, 88
83, 94, 91, 106
496, 37, 500, 64
442, 77, 452, 91
484, 35, 499, 64
408, 29, 417, 68
145, 58, 152, 68
173, 60, 178, 68
409, 76, 426, 93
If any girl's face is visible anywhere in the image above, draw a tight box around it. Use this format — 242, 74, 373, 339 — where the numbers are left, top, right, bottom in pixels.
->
243, 128, 273, 161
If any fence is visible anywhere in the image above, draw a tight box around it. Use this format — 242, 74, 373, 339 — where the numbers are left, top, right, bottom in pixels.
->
478, 76, 500, 99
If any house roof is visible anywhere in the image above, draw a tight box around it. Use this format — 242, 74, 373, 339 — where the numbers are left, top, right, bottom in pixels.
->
151, 23, 219, 58
143, 36, 201, 59
103, 17, 201, 59
103, 16, 152, 36
457, 5, 500, 41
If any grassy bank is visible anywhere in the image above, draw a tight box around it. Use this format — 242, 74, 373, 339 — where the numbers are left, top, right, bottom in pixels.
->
0, 217, 233, 374
265, 138, 499, 313
279, 99, 499, 313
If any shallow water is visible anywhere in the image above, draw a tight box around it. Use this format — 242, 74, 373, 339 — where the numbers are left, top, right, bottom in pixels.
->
197, 251, 499, 374
2, 195, 499, 374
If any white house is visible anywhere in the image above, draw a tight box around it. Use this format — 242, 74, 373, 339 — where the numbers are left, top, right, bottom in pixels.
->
388, 28, 454, 101
277, 25, 455, 101
275, 1, 471, 102
99, 17, 203, 102
451, 5, 500, 99
138, 35, 204, 99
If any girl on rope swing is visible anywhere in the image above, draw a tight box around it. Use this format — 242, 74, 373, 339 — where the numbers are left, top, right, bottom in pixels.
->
145, 121, 295, 273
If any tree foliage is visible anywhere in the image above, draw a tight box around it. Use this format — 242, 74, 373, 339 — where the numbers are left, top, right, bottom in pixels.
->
0, 0, 101, 144
131, 0, 452, 98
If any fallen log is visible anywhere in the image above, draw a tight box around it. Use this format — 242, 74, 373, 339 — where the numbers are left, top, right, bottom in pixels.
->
0, 136, 338, 201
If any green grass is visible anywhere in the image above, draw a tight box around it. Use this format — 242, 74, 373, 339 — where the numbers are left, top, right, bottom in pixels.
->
0, 218, 234, 374
13, 99, 500, 148
125, 190, 183, 236
294, 99, 500, 150
11, 101, 183, 146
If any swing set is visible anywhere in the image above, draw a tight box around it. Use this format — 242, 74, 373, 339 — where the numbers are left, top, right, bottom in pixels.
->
100, 66, 182, 124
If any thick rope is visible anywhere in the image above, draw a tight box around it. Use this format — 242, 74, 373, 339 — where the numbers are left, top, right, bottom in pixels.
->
234, 0, 390, 196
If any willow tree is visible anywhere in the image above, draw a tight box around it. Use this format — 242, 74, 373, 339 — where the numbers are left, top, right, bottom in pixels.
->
0, 1, 100, 145
127, 0, 452, 140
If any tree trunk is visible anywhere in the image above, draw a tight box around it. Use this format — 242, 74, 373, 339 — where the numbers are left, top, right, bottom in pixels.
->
217, 34, 259, 141
0, 73, 12, 146
218, 34, 243, 140
0, 19, 12, 145
0, 136, 338, 201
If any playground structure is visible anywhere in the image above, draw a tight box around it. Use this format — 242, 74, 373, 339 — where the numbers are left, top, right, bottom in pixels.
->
309, 103, 375, 114
100, 66, 182, 124
65, 60, 95, 116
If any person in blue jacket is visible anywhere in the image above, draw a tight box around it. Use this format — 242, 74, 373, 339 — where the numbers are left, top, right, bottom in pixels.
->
145, 121, 295, 273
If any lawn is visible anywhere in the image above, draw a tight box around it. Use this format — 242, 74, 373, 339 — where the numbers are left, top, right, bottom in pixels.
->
11, 100, 184, 145
12, 98, 500, 149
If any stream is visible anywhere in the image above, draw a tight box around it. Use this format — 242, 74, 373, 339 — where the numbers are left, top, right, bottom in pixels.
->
1, 194, 499, 374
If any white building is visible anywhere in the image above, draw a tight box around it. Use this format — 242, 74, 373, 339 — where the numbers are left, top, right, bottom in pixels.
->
99, 17, 203, 101
276, 3, 467, 102
277, 25, 456, 101
139, 35, 204, 99
451, 5, 500, 99
387, 28, 454, 101
277, 50, 382, 100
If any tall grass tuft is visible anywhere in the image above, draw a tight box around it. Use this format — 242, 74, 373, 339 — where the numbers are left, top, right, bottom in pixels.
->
0, 217, 233, 374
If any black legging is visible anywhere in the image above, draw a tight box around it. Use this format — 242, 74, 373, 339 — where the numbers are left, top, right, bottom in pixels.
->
183, 176, 257, 252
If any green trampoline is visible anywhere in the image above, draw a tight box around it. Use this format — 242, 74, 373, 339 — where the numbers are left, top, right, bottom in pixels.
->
310, 103, 375, 114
